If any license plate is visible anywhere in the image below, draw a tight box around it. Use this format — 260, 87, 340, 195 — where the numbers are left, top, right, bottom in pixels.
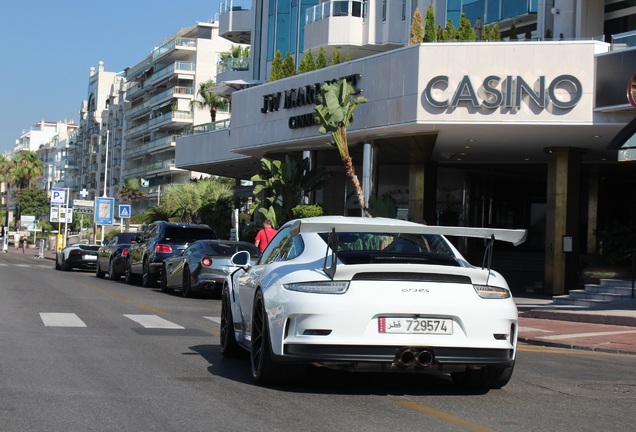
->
84, 255, 97, 261
378, 317, 453, 334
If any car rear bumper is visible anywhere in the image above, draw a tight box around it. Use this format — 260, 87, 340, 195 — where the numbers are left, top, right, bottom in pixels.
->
281, 344, 515, 368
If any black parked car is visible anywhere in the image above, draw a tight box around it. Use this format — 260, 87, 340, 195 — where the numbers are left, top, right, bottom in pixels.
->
125, 221, 216, 287
96, 232, 138, 280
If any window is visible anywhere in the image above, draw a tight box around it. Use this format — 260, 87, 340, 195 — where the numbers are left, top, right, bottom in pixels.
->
382, 0, 387, 22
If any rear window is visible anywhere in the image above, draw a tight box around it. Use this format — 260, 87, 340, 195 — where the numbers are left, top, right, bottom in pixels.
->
165, 227, 216, 242
207, 241, 260, 258
317, 232, 455, 257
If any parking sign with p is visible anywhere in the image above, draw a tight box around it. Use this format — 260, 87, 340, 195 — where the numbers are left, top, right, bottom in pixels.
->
51, 188, 66, 205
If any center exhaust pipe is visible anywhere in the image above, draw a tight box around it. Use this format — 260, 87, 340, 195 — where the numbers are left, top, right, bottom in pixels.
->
395, 348, 435, 369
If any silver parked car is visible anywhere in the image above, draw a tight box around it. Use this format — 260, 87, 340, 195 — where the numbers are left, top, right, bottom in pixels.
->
160, 240, 260, 298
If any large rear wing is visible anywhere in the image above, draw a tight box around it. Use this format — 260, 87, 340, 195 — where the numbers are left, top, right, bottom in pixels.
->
290, 217, 527, 246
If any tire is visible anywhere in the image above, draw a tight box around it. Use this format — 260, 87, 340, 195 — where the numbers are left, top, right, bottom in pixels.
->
141, 258, 156, 288
181, 266, 193, 298
160, 264, 173, 293
251, 290, 286, 385
109, 259, 120, 281
95, 260, 105, 278
220, 284, 243, 358
124, 258, 136, 285
451, 363, 515, 390
62, 259, 71, 271
55, 257, 60, 270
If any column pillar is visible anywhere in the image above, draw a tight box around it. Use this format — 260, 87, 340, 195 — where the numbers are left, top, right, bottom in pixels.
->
586, 165, 599, 254
408, 162, 437, 224
544, 147, 584, 295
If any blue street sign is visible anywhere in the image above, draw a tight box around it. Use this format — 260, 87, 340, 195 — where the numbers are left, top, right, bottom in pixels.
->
94, 197, 114, 225
119, 205, 131, 219
51, 188, 66, 205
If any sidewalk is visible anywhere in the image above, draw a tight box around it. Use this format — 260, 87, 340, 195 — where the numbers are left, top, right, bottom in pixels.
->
516, 295, 636, 355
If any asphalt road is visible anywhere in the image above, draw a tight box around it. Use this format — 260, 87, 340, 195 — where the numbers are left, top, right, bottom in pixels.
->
1, 251, 635, 432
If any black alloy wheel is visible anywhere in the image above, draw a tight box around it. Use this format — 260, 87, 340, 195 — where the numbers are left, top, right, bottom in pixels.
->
220, 284, 242, 357
141, 258, 155, 288
109, 259, 119, 281
160, 264, 173, 293
181, 266, 193, 298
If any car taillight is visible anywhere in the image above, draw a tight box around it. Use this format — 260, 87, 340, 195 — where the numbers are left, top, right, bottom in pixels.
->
69, 250, 81, 256
155, 244, 172, 253
201, 257, 212, 267
121, 248, 129, 257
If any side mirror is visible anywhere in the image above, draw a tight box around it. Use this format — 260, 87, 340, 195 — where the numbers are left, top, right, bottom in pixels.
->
231, 250, 251, 267
134, 234, 142, 243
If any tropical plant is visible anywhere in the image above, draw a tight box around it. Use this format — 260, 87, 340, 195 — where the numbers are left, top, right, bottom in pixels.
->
424, 5, 436, 42
0, 154, 17, 226
14, 151, 43, 189
250, 156, 328, 227
314, 79, 370, 217
191, 79, 229, 122
410, 7, 424, 44
368, 193, 397, 218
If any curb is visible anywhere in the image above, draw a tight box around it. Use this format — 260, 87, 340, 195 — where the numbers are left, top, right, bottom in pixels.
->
518, 336, 636, 356
520, 309, 636, 327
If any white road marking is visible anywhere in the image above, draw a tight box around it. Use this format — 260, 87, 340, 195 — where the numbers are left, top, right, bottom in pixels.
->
203, 316, 221, 324
124, 314, 184, 329
40, 313, 87, 327
539, 330, 636, 341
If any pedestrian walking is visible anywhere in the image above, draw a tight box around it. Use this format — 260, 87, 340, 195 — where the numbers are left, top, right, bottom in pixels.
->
14, 232, 20, 250
20, 235, 26, 253
254, 220, 277, 252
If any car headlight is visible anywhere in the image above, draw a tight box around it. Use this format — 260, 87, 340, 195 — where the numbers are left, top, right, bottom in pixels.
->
473, 285, 511, 299
283, 281, 350, 294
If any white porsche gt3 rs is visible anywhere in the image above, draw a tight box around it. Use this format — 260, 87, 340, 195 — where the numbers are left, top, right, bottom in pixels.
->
220, 216, 527, 389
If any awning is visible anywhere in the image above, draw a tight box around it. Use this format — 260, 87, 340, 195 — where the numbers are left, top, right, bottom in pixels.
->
206, 79, 262, 98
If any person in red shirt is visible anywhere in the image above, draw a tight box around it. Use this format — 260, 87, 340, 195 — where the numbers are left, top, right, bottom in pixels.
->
254, 220, 277, 252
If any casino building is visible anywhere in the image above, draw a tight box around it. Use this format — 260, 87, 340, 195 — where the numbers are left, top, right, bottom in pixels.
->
176, 1, 636, 295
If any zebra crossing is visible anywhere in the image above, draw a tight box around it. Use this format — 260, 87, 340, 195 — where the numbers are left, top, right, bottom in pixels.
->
39, 312, 221, 329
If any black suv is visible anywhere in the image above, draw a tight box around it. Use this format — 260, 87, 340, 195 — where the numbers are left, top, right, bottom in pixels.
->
125, 221, 216, 287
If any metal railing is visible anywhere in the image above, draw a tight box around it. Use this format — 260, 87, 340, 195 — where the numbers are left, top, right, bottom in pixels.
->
152, 38, 196, 60
306, 0, 367, 24
217, 57, 250, 74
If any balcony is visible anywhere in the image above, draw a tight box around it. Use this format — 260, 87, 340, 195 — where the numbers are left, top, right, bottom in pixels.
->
124, 135, 178, 159
219, 0, 252, 44
126, 101, 151, 119
304, 0, 381, 60
148, 111, 193, 130
124, 121, 150, 139
150, 62, 195, 85
192, 119, 231, 134
152, 38, 196, 61
149, 86, 194, 107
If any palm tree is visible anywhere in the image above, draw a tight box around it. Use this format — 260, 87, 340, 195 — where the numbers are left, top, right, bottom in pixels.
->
0, 155, 17, 227
314, 79, 370, 217
118, 178, 144, 230
191, 80, 229, 122
14, 151, 43, 189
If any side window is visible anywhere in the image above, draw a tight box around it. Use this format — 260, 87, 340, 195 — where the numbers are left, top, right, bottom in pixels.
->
285, 235, 304, 260
259, 227, 291, 264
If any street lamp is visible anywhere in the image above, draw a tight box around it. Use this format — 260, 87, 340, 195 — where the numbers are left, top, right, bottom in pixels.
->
101, 129, 109, 243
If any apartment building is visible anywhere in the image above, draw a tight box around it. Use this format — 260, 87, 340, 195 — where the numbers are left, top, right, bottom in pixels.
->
123, 21, 238, 211
177, 0, 636, 295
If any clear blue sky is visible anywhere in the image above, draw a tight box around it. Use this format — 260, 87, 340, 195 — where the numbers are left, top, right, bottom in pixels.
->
0, 0, 223, 154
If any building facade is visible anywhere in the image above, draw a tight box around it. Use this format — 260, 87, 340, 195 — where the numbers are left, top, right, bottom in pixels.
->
123, 21, 239, 211
176, 1, 636, 295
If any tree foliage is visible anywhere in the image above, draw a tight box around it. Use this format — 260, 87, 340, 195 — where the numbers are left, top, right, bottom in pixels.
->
298, 49, 316, 73
14, 188, 49, 222
282, 52, 297, 78
442, 19, 457, 41
316, 47, 328, 69
269, 50, 284, 81
331, 48, 342, 65
410, 7, 424, 45
424, 5, 437, 42
457, 13, 476, 41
